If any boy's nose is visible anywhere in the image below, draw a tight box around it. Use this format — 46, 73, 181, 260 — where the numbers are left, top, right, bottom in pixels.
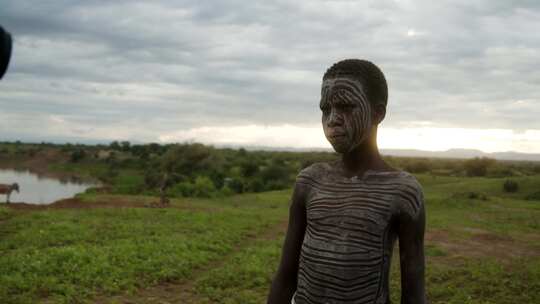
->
327, 109, 342, 127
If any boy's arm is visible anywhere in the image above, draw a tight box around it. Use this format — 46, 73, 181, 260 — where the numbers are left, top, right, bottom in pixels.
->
267, 181, 308, 304
398, 185, 426, 304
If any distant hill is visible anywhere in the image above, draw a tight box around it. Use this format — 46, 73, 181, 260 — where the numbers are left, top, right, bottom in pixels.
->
235, 146, 540, 162
380, 148, 540, 162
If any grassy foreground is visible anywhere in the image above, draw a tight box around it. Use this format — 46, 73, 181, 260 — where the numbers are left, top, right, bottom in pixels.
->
0, 175, 539, 303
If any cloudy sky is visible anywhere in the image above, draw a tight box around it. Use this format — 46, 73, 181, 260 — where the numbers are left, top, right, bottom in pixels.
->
1, 0, 539, 152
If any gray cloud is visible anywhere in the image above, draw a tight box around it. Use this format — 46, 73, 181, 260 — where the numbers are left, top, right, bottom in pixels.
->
0, 0, 539, 144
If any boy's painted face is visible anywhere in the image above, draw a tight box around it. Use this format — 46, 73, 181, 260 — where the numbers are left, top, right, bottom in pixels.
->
320, 77, 373, 153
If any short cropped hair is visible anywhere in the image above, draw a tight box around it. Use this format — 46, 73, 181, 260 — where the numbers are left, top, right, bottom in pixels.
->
323, 59, 388, 107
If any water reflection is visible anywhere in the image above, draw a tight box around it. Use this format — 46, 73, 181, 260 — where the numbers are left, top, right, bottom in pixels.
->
0, 169, 97, 205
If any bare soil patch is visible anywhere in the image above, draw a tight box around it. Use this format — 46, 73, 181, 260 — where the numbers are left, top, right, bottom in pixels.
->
425, 229, 539, 262
1, 198, 147, 211
2, 196, 223, 213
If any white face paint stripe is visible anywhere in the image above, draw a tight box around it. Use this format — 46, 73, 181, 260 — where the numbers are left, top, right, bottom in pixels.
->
333, 79, 369, 104
320, 85, 331, 109
321, 77, 373, 153
322, 78, 370, 107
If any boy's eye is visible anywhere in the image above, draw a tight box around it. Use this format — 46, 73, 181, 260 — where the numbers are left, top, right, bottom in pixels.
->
320, 103, 330, 112
337, 104, 354, 111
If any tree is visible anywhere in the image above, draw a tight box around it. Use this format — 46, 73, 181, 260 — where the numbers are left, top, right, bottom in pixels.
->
224, 177, 244, 193
109, 141, 121, 151
70, 149, 86, 163
464, 157, 496, 177
240, 160, 259, 177
120, 141, 131, 152
260, 161, 291, 190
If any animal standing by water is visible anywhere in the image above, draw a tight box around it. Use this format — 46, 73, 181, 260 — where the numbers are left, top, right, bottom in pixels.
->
0, 183, 19, 203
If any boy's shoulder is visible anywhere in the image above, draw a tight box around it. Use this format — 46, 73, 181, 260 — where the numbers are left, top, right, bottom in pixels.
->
393, 170, 423, 192
294, 162, 334, 190
297, 162, 332, 179
392, 171, 424, 218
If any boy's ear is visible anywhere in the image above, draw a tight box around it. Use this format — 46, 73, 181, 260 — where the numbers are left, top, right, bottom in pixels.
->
373, 103, 386, 125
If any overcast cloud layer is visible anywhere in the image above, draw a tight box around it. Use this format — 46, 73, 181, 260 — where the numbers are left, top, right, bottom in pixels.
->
0, 0, 539, 152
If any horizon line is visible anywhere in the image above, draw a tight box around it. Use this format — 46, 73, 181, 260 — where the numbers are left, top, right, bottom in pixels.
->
2, 139, 540, 157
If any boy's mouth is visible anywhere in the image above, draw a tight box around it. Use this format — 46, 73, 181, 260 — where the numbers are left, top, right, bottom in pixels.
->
329, 134, 346, 139
327, 130, 346, 139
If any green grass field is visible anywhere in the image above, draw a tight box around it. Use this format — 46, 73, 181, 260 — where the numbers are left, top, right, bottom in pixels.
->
0, 174, 539, 303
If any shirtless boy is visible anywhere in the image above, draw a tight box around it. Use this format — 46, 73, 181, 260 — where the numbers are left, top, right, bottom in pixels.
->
267, 59, 426, 304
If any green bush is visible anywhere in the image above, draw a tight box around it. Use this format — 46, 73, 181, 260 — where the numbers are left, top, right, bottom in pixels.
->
403, 159, 432, 173
464, 157, 496, 177
167, 181, 196, 197
488, 167, 513, 177
452, 191, 489, 201
503, 180, 519, 193
193, 176, 217, 198
525, 191, 540, 201
70, 149, 86, 163
240, 161, 259, 177
245, 179, 265, 193
224, 177, 244, 194
219, 185, 235, 196
97, 165, 119, 184
467, 191, 488, 200
260, 162, 291, 189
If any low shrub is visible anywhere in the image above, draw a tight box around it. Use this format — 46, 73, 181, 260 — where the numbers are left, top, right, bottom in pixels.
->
503, 180, 519, 193
464, 157, 496, 177
467, 191, 488, 200
404, 159, 432, 173
167, 181, 196, 197
525, 191, 540, 201
452, 191, 489, 201
193, 176, 217, 198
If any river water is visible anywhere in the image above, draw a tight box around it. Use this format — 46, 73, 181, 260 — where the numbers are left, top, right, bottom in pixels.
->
0, 169, 97, 205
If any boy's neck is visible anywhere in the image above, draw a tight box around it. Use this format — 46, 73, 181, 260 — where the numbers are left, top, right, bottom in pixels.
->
340, 131, 393, 178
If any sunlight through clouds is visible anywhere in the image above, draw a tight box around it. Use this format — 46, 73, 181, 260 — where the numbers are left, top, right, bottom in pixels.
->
159, 125, 327, 148
378, 128, 540, 153
158, 125, 540, 153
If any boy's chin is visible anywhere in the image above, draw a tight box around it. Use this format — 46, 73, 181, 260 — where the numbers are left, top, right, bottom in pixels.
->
329, 142, 352, 154
329, 140, 364, 154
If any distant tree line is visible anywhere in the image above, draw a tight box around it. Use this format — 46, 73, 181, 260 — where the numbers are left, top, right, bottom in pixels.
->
1, 141, 540, 198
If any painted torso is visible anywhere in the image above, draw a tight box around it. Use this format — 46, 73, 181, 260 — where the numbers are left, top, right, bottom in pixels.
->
294, 162, 423, 304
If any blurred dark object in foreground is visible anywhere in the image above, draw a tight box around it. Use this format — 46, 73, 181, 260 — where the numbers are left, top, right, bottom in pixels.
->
0, 25, 13, 80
